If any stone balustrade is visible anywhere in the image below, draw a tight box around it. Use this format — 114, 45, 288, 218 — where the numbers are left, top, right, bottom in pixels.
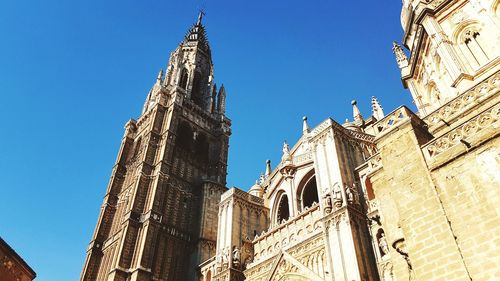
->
221, 187, 264, 205
250, 204, 323, 265
424, 73, 500, 133
367, 153, 383, 174
373, 106, 414, 137
422, 103, 500, 161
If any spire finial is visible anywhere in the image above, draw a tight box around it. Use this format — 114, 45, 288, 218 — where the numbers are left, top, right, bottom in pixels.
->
392, 41, 409, 68
197, 10, 205, 25
265, 160, 272, 177
156, 69, 164, 82
351, 100, 364, 125
302, 116, 310, 134
371, 96, 385, 120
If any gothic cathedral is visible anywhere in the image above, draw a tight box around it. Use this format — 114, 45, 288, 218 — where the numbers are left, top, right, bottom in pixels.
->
82, 1, 500, 280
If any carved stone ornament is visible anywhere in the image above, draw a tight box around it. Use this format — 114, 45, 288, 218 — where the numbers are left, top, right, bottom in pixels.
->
379, 232, 390, 257
392, 41, 409, 68
232, 247, 241, 269
333, 183, 343, 207
322, 194, 332, 214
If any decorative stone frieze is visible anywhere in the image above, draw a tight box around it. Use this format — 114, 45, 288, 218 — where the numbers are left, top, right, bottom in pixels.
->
424, 72, 500, 133
422, 103, 500, 161
250, 205, 322, 265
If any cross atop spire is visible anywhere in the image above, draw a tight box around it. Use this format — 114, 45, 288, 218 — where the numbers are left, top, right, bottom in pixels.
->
197, 10, 205, 26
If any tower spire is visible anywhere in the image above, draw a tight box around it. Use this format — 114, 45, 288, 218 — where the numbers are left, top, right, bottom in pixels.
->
302, 116, 310, 134
351, 100, 364, 125
184, 11, 211, 55
265, 159, 272, 177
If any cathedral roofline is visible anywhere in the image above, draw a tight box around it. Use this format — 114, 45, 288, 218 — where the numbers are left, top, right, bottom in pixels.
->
259, 116, 376, 193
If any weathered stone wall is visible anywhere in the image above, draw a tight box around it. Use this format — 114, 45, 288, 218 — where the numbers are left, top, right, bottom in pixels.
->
429, 135, 500, 280
371, 117, 472, 281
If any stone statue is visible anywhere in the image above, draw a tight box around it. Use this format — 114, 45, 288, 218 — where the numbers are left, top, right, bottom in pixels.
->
345, 185, 354, 204
282, 141, 292, 162
232, 247, 241, 268
222, 247, 230, 266
259, 174, 265, 185
333, 184, 343, 207
215, 250, 223, 272
323, 194, 332, 214
379, 233, 389, 256
352, 183, 360, 204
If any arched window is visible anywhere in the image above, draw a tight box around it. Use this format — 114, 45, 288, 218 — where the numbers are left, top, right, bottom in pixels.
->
457, 25, 490, 69
205, 270, 211, 281
365, 177, 375, 201
191, 72, 203, 107
176, 122, 193, 151
179, 68, 189, 89
194, 133, 209, 163
276, 194, 290, 224
301, 176, 319, 209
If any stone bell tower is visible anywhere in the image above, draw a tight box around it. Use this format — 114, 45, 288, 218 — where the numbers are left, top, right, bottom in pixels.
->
80, 12, 231, 281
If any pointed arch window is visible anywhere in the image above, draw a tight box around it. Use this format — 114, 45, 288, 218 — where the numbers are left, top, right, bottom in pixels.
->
276, 194, 290, 224
176, 122, 193, 152
179, 68, 189, 89
301, 176, 319, 210
459, 27, 490, 69
191, 71, 203, 107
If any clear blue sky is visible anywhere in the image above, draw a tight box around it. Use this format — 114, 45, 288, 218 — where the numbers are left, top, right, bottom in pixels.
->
0, 1, 410, 280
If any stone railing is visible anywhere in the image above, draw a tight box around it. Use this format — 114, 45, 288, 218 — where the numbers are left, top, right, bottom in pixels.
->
250, 204, 322, 265
373, 106, 414, 137
424, 72, 500, 133
347, 130, 376, 143
220, 187, 265, 205
422, 103, 500, 161
367, 153, 383, 173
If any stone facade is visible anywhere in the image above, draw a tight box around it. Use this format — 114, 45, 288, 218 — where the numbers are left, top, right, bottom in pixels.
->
83, 2, 499, 281
358, 1, 500, 281
0, 237, 36, 281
